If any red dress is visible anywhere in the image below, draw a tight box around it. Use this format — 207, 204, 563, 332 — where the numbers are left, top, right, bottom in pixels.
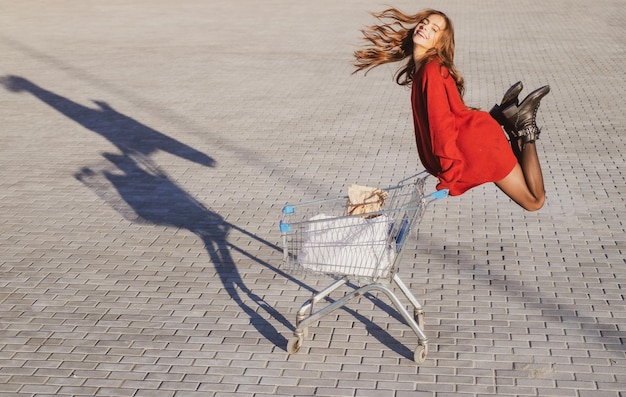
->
411, 59, 517, 196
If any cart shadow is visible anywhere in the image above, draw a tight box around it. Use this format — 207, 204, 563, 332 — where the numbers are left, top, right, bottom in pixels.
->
1, 75, 417, 358
330, 290, 417, 360
77, 152, 298, 348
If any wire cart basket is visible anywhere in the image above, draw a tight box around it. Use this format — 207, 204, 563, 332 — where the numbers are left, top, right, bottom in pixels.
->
279, 172, 448, 363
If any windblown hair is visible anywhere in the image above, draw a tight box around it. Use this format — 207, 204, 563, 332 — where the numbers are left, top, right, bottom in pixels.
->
353, 8, 465, 97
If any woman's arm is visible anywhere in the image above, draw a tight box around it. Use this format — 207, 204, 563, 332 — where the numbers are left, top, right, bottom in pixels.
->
422, 62, 464, 187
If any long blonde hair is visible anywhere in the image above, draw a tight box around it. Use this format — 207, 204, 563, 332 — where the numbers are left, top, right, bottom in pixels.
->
353, 8, 465, 97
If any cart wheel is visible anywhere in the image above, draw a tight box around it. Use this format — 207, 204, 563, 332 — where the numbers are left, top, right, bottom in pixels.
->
414, 344, 428, 364
287, 335, 303, 354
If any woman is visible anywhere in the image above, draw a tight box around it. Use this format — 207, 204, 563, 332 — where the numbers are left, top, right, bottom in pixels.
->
353, 8, 549, 211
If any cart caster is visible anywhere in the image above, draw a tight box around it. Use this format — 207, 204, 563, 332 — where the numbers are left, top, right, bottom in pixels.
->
414, 309, 425, 330
295, 320, 308, 338
287, 335, 303, 354
414, 344, 428, 364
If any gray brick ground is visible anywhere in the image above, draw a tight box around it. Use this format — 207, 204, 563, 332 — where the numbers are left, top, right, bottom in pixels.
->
1, 0, 625, 396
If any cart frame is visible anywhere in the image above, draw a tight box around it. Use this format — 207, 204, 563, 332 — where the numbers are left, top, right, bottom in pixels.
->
279, 172, 447, 363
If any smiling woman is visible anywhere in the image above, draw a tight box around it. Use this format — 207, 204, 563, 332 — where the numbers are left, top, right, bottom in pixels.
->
353, 7, 551, 212
412, 14, 445, 58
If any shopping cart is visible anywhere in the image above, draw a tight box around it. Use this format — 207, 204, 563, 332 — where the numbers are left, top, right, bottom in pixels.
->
279, 171, 448, 363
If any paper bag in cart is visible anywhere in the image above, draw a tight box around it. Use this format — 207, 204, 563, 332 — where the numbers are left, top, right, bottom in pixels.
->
347, 184, 388, 216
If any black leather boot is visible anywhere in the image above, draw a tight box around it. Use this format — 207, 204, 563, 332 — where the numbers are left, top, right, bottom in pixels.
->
500, 81, 523, 108
501, 85, 550, 143
489, 81, 523, 125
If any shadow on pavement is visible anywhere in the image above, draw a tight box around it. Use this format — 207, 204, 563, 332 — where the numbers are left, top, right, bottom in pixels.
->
1, 75, 419, 359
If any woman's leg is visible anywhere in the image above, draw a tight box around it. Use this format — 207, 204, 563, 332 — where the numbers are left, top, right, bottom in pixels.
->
490, 84, 550, 211
495, 141, 545, 211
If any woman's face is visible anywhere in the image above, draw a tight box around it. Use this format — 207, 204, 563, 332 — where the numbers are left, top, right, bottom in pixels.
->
412, 14, 446, 55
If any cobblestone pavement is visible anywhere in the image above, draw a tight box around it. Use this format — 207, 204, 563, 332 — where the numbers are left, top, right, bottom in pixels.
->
1, 0, 625, 396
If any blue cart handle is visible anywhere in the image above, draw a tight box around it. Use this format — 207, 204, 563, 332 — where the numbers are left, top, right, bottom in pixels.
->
430, 189, 449, 200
